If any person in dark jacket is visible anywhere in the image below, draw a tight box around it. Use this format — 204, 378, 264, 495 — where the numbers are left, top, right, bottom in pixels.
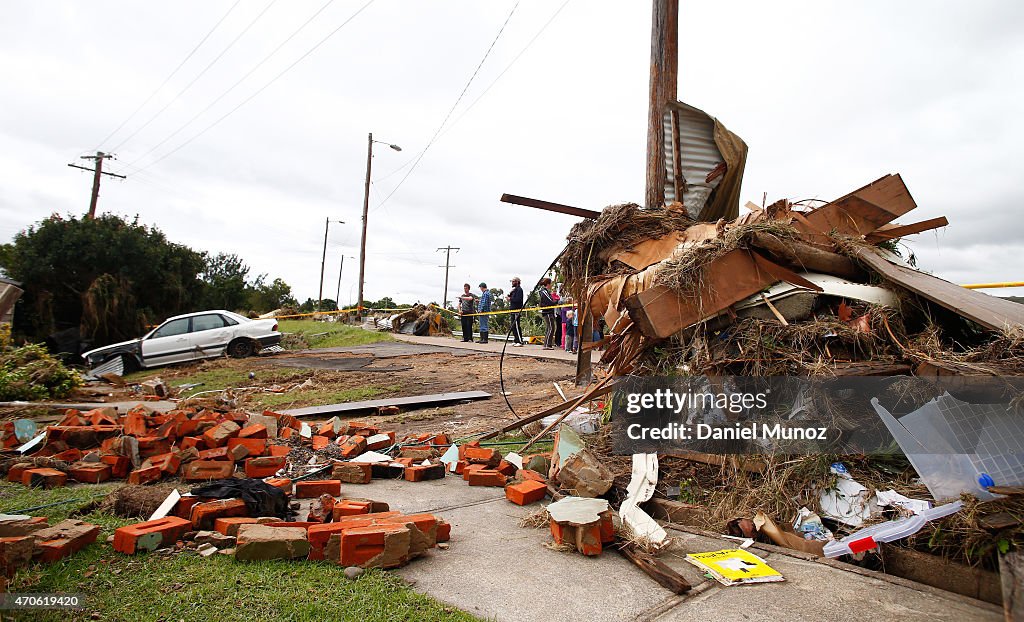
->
458, 283, 477, 342
539, 277, 556, 349
508, 277, 525, 346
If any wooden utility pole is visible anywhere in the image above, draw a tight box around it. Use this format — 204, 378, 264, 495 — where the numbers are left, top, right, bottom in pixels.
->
318, 218, 344, 311
357, 132, 373, 314
644, 0, 679, 209
67, 152, 124, 218
436, 246, 460, 309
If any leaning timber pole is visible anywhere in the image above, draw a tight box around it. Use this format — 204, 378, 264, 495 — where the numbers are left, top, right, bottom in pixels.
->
644, 0, 679, 209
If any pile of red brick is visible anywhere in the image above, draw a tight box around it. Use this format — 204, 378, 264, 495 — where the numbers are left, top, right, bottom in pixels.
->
0, 516, 101, 589
111, 477, 451, 569
2, 405, 307, 488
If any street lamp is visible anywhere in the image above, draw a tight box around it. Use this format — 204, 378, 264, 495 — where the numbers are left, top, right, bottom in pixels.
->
318, 218, 344, 311
357, 133, 401, 315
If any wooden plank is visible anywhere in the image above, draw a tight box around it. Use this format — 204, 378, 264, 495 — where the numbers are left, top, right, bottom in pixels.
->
280, 391, 491, 418
749, 232, 861, 280
618, 542, 692, 594
1000, 550, 1024, 622
880, 544, 1002, 605
852, 246, 1024, 331
500, 194, 601, 220
989, 486, 1024, 496
865, 216, 949, 243
643, 498, 704, 525
804, 195, 903, 237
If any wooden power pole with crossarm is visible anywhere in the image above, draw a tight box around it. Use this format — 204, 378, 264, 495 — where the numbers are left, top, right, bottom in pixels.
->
67, 151, 125, 218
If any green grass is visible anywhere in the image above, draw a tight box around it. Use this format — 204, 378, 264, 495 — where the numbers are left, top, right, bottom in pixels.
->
2, 482, 481, 622
256, 384, 399, 410
278, 320, 392, 349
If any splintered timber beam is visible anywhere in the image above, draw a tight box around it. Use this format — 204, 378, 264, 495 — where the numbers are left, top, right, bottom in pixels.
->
500, 194, 601, 220
865, 216, 949, 243
479, 381, 617, 441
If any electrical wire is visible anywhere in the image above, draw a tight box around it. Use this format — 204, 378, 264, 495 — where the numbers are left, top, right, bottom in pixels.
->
118, 0, 337, 172
118, 0, 376, 176
438, 0, 571, 141
91, 0, 242, 151
370, 0, 521, 213
109, 0, 279, 154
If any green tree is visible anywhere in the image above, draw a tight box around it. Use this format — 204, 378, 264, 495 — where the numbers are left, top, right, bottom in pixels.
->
246, 276, 297, 312
0, 214, 206, 345
200, 253, 249, 311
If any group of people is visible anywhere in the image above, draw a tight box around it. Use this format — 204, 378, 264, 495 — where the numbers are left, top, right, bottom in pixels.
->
456, 277, 586, 353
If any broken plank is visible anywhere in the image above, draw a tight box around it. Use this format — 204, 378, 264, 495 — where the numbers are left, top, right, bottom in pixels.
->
748, 231, 861, 280
989, 486, 1024, 497
280, 391, 490, 418
852, 246, 1024, 331
865, 216, 949, 243
499, 194, 601, 220
1001, 551, 1024, 622
643, 498, 704, 526
618, 542, 692, 594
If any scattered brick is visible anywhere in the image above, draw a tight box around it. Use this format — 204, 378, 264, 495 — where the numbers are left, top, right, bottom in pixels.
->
311, 435, 330, 451
198, 447, 231, 462
214, 517, 259, 537
550, 519, 603, 556
203, 420, 241, 448
461, 463, 488, 481
228, 437, 266, 457
466, 469, 506, 487
399, 447, 435, 461
113, 516, 191, 554
238, 424, 268, 439
436, 521, 451, 543
307, 494, 336, 523
267, 444, 291, 458
0, 536, 34, 577
100, 454, 131, 478
518, 469, 547, 483
404, 463, 446, 482
294, 480, 341, 498
464, 446, 501, 466
505, 480, 548, 506
331, 461, 372, 484
51, 448, 84, 463
22, 468, 67, 489
234, 525, 309, 561
244, 456, 286, 478
0, 516, 48, 538
32, 519, 100, 562
174, 496, 202, 520
127, 465, 161, 485
337, 524, 411, 568
364, 433, 392, 451
136, 436, 171, 458
7, 464, 29, 483
190, 498, 247, 530
496, 460, 519, 477
332, 500, 371, 518
183, 460, 234, 482
338, 435, 367, 459
67, 463, 112, 484
264, 477, 292, 493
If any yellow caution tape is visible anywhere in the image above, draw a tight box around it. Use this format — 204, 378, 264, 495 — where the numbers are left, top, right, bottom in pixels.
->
961, 281, 1024, 290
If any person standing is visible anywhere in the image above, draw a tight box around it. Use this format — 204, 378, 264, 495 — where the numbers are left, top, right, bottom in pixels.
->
476, 282, 492, 344
539, 278, 556, 349
508, 277, 525, 346
567, 304, 579, 354
458, 283, 477, 342
552, 288, 562, 347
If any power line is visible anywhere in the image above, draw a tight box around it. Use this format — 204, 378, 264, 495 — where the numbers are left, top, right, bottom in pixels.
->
370, 0, 522, 213
119, 0, 337, 172
109, 0, 279, 154
438, 0, 571, 140
91, 0, 242, 151
117, 0, 376, 176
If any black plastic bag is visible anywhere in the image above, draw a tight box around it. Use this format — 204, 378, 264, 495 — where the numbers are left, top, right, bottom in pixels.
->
190, 478, 289, 519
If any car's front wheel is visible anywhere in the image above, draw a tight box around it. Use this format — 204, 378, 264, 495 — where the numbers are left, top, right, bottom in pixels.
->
227, 338, 256, 358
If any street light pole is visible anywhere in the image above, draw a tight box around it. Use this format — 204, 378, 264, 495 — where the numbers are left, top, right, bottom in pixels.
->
356, 132, 401, 315
318, 218, 343, 311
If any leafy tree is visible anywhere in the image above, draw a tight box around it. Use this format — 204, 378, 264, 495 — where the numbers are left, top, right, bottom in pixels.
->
246, 276, 297, 312
0, 214, 206, 345
200, 253, 249, 311
299, 298, 316, 313
319, 299, 339, 312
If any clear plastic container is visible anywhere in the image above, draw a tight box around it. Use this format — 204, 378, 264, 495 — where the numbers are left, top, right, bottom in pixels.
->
823, 500, 963, 557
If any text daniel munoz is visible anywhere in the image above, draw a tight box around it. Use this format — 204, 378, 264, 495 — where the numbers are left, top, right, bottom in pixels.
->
622, 389, 829, 441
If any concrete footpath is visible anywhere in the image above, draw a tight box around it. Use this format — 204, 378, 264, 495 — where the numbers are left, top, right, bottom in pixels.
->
355, 476, 1000, 622
392, 333, 597, 364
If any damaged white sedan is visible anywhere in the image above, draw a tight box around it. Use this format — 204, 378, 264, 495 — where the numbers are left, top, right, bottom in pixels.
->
82, 310, 281, 372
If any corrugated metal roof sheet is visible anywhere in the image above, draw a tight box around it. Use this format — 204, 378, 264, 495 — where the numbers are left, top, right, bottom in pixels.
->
662, 101, 725, 218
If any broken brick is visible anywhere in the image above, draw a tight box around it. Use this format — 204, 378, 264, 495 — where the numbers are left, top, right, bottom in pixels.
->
190, 498, 247, 530
404, 463, 446, 482
294, 480, 341, 498
466, 469, 506, 487
174, 496, 201, 520
214, 517, 259, 537
332, 461, 372, 484
505, 480, 548, 506
307, 494, 336, 523
123, 411, 148, 437
550, 519, 603, 556
67, 463, 112, 484
244, 456, 286, 478
399, 447, 435, 461
182, 460, 234, 482
0, 516, 48, 538
227, 437, 266, 457
7, 464, 29, 483
461, 463, 488, 481
264, 477, 292, 493
267, 444, 291, 458
32, 519, 100, 562
180, 436, 204, 451
234, 525, 309, 562
137, 436, 171, 458
338, 435, 367, 459
197, 447, 231, 462
127, 465, 162, 485
149, 452, 181, 475
379, 513, 439, 548
436, 521, 451, 543
364, 434, 392, 451
228, 443, 250, 462
496, 460, 518, 477
311, 435, 330, 451
0, 536, 34, 577
113, 516, 191, 554
518, 469, 547, 484
202, 420, 241, 448
101, 454, 131, 478
238, 424, 268, 440
337, 524, 411, 568
332, 500, 371, 518
22, 468, 67, 489
51, 448, 84, 463
464, 446, 501, 466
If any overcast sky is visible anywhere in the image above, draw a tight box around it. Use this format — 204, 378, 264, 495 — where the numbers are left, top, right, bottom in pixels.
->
1, 0, 1022, 308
